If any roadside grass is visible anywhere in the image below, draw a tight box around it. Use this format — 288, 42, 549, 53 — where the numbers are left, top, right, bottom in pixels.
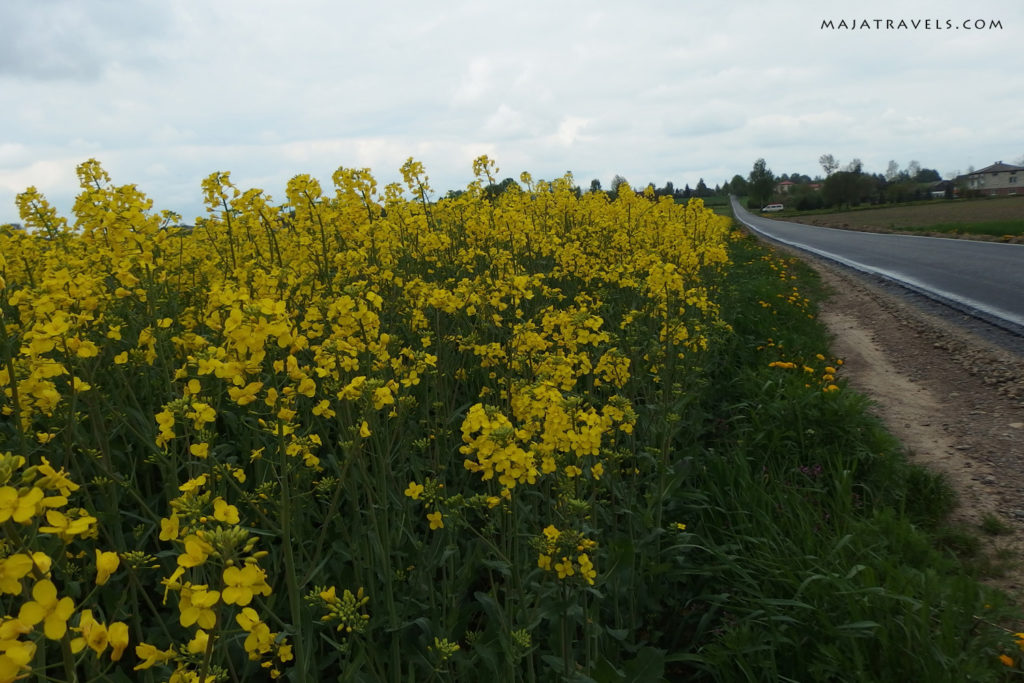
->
670, 231, 1024, 681
982, 513, 1016, 537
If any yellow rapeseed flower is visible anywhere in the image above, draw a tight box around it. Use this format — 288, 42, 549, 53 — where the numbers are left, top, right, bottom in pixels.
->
0, 486, 44, 524
427, 510, 444, 530
222, 564, 272, 606
0, 619, 35, 680
0, 554, 34, 594
578, 553, 597, 585
554, 557, 575, 579
179, 584, 220, 629
134, 642, 175, 670
95, 550, 120, 586
38, 509, 97, 541
177, 535, 213, 568
187, 628, 209, 655
159, 515, 180, 541
70, 609, 108, 656
108, 621, 129, 661
213, 498, 240, 524
18, 579, 76, 640
372, 386, 394, 410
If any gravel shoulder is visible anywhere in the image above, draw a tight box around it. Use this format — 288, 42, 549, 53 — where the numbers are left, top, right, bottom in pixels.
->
760, 237, 1024, 598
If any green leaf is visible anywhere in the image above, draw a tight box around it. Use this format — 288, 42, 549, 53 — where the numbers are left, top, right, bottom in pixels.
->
623, 647, 667, 682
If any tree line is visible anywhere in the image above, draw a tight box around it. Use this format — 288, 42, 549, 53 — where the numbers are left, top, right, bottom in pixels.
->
443, 153, 956, 210
742, 155, 946, 210
447, 174, 726, 203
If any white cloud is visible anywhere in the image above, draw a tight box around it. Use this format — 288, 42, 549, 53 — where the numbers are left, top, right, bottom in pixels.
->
552, 117, 591, 147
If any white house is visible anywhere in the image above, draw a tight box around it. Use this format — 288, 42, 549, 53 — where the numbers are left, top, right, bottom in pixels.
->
959, 161, 1023, 196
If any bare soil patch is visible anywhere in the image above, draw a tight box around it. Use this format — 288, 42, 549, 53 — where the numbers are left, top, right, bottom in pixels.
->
766, 242, 1024, 598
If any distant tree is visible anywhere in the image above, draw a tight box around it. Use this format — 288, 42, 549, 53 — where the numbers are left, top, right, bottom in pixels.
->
792, 184, 824, 211
484, 177, 521, 200
885, 180, 917, 204
906, 160, 921, 180
823, 166, 876, 209
823, 172, 854, 208
589, 179, 602, 193
721, 179, 732, 194
658, 181, 675, 198
845, 158, 863, 173
915, 168, 941, 183
885, 160, 900, 181
696, 178, 710, 197
609, 174, 628, 200
729, 174, 749, 196
748, 158, 775, 207
819, 153, 839, 177
683, 184, 692, 199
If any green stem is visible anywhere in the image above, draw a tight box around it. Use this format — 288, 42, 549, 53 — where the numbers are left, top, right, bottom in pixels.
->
60, 633, 77, 683
277, 418, 308, 680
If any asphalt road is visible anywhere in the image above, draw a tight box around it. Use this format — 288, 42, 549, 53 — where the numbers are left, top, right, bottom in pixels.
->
730, 197, 1024, 332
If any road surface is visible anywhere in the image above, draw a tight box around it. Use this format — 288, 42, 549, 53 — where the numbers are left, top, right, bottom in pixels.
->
730, 197, 1024, 333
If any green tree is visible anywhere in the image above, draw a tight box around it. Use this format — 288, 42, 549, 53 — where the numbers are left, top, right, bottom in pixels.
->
729, 174, 749, 196
484, 177, 521, 200
823, 166, 876, 209
609, 174, 628, 200
748, 158, 775, 207
819, 153, 839, 177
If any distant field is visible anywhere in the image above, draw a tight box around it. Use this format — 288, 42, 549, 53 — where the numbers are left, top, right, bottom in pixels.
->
788, 196, 1024, 238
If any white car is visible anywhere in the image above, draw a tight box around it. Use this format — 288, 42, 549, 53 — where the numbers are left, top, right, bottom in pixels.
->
761, 204, 784, 212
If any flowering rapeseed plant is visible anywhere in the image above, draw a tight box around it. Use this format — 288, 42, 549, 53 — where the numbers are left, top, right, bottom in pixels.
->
0, 156, 737, 680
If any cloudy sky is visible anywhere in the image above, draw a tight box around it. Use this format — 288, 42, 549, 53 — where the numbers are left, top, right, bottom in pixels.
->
1, 0, 1021, 224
